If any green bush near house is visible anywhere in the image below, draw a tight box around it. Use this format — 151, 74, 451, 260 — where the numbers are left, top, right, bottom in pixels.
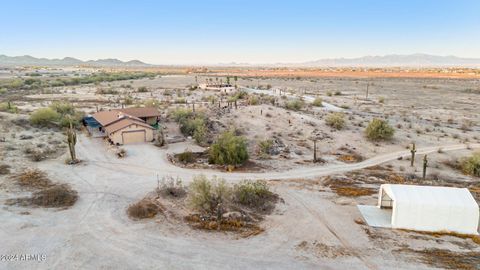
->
209, 131, 248, 166
30, 108, 60, 126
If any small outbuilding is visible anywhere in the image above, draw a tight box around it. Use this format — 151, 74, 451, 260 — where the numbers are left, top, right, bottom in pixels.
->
358, 184, 479, 235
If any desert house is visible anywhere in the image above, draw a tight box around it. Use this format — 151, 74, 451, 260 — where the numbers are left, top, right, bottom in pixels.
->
198, 83, 235, 93
358, 184, 479, 235
86, 107, 161, 145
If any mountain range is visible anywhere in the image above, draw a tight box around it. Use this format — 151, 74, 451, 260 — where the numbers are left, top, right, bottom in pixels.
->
298, 54, 480, 67
1, 53, 480, 67
0, 55, 150, 67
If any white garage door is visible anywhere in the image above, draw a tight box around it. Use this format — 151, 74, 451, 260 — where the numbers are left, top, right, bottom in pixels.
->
122, 130, 146, 144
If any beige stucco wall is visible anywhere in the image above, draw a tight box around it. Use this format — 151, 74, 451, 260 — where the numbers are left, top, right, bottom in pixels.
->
109, 124, 154, 145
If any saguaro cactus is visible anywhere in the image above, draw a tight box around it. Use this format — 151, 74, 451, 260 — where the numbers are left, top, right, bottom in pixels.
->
422, 155, 428, 179
67, 122, 77, 163
410, 143, 416, 167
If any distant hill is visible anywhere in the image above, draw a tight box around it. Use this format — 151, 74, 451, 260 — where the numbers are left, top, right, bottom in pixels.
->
0, 54, 152, 67
299, 54, 480, 67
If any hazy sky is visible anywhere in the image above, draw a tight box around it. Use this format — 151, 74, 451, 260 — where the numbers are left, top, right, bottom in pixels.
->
1, 0, 479, 64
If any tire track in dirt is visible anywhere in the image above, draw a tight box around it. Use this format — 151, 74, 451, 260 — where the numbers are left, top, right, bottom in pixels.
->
284, 190, 378, 270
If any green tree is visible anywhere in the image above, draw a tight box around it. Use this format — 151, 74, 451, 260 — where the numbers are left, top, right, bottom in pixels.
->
209, 131, 249, 166
30, 108, 60, 126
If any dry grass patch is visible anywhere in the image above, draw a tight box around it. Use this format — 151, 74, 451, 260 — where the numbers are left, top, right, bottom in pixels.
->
401, 229, 480, 245
184, 214, 264, 237
13, 169, 53, 189
127, 198, 163, 219
10, 185, 78, 208
0, 164, 11, 175
7, 169, 78, 208
397, 248, 480, 270
323, 176, 376, 197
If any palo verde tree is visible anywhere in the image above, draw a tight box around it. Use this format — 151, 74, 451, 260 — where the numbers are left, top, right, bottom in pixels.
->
209, 131, 248, 167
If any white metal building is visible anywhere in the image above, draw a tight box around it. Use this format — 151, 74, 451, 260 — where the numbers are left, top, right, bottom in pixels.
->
359, 184, 479, 235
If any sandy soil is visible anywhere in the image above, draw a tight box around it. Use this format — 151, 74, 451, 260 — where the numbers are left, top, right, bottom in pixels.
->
1, 134, 479, 269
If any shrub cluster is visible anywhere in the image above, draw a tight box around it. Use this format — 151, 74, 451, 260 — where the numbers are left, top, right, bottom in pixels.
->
232, 180, 277, 210
0, 72, 156, 90
171, 108, 207, 144
460, 152, 480, 177
312, 97, 323, 107
284, 98, 305, 111
188, 175, 231, 214
157, 176, 187, 198
30, 101, 83, 128
325, 112, 346, 130
257, 139, 274, 158
188, 176, 277, 215
365, 118, 395, 141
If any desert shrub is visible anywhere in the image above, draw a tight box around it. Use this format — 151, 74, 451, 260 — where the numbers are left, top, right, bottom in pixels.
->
58, 111, 84, 128
257, 139, 274, 158
96, 88, 119, 95
284, 98, 305, 111
50, 101, 75, 116
0, 164, 11, 175
143, 98, 160, 108
326, 91, 333, 96
0, 102, 18, 113
247, 95, 259, 105
157, 176, 186, 198
171, 108, 193, 122
124, 96, 134, 105
178, 150, 194, 163
193, 124, 207, 144
13, 169, 52, 189
325, 112, 346, 130
334, 90, 342, 96
365, 118, 394, 141
233, 180, 277, 210
30, 108, 60, 126
188, 175, 231, 214
171, 108, 207, 144
378, 97, 385, 103
460, 152, 480, 177
312, 97, 323, 107
127, 199, 160, 219
137, 86, 148, 92
116, 148, 127, 158
29, 185, 78, 207
209, 131, 248, 166
25, 148, 47, 162
175, 98, 186, 104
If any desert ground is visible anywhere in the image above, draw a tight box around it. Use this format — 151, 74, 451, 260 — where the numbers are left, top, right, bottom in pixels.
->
0, 67, 479, 269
